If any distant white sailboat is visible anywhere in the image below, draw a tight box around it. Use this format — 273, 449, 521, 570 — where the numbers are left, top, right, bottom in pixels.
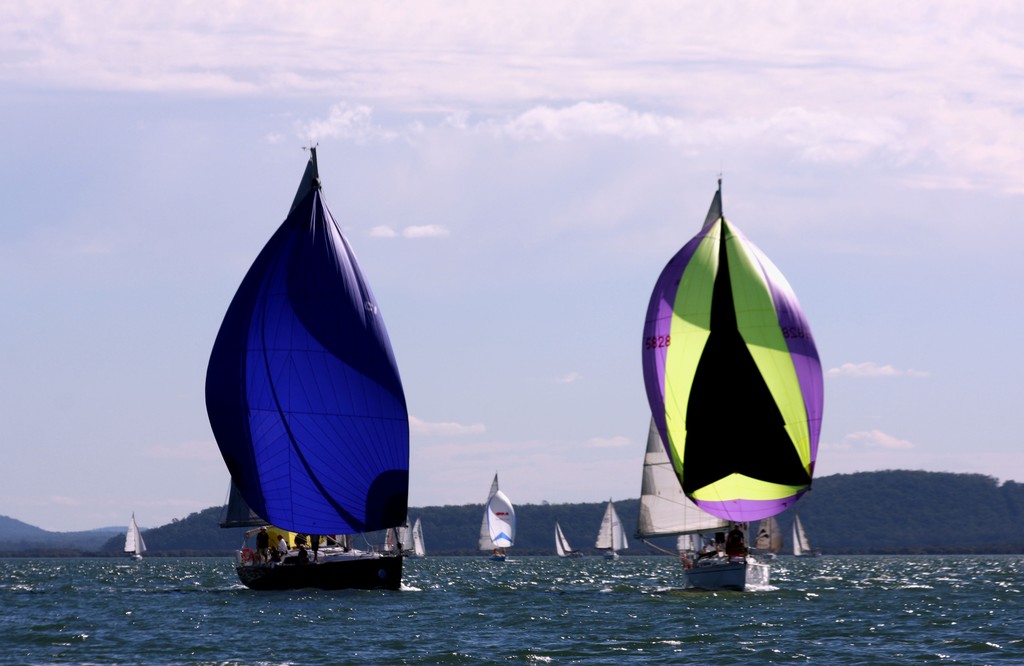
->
792, 514, 822, 557
595, 500, 628, 560
555, 521, 582, 558
479, 473, 515, 561
410, 518, 426, 558
753, 516, 783, 559
124, 513, 146, 560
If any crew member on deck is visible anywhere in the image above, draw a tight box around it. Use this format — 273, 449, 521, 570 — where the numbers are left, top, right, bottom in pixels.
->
725, 524, 746, 561
255, 527, 270, 564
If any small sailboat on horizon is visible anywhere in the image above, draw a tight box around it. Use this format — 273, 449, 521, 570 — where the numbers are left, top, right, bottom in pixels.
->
479, 473, 515, 561
555, 521, 583, 558
409, 517, 426, 558
753, 516, 783, 560
792, 514, 822, 557
124, 513, 146, 560
595, 499, 628, 560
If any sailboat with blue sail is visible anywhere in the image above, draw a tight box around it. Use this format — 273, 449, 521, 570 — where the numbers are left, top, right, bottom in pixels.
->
206, 147, 409, 591
640, 180, 822, 590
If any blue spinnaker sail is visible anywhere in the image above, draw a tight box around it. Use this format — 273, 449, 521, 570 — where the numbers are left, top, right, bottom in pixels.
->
206, 148, 409, 535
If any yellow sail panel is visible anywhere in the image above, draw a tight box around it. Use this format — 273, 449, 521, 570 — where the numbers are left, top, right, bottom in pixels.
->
690, 473, 807, 503
663, 225, 719, 464
267, 528, 301, 548
724, 223, 812, 467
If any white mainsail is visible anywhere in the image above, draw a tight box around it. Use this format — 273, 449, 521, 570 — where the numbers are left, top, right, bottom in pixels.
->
398, 520, 410, 548
124, 513, 146, 559
792, 514, 813, 556
555, 521, 574, 557
411, 518, 426, 558
478, 474, 501, 550
754, 516, 783, 554
595, 500, 628, 554
636, 419, 729, 538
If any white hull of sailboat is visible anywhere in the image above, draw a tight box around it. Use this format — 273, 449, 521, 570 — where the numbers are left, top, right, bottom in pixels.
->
683, 559, 770, 591
603, 550, 620, 561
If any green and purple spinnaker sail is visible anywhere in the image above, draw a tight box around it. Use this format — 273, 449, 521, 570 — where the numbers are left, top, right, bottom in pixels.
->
641, 182, 823, 522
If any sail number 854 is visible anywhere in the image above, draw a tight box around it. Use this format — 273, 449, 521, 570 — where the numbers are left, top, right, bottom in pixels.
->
644, 335, 671, 349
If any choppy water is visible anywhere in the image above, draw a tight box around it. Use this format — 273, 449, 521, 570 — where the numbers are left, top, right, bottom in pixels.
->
1, 555, 1021, 664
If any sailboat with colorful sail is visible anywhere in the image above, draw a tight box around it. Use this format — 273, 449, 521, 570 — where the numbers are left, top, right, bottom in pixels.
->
636, 418, 769, 589
555, 521, 582, 558
124, 513, 146, 560
640, 179, 822, 589
595, 500, 628, 560
205, 147, 409, 591
479, 473, 515, 561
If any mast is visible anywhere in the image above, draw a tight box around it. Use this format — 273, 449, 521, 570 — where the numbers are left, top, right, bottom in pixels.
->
288, 145, 321, 215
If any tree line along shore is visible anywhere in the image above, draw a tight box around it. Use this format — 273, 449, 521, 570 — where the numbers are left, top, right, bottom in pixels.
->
3, 470, 1023, 556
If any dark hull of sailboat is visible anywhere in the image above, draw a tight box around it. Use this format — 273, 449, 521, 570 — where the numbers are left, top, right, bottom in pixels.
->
235, 555, 403, 591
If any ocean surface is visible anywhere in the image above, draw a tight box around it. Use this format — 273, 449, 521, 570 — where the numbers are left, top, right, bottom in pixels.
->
1, 555, 1021, 665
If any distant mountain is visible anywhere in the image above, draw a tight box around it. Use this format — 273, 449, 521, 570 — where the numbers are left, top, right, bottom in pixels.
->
0, 515, 50, 539
4, 471, 1024, 556
0, 515, 127, 552
97, 506, 248, 554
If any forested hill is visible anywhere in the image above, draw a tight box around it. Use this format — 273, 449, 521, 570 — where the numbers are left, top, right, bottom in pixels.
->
4, 470, 1024, 555
790, 470, 1024, 553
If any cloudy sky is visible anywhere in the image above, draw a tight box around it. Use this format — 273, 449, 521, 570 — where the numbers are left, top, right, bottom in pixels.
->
3, 2, 1022, 531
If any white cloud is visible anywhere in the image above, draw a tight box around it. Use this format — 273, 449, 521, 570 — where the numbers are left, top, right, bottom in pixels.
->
490, 102, 683, 142
369, 225, 450, 239
587, 435, 631, 449
369, 226, 398, 238
552, 372, 582, 384
296, 103, 398, 144
403, 225, 450, 238
410, 415, 486, 437
47, 495, 84, 507
829, 430, 914, 450
828, 362, 930, 378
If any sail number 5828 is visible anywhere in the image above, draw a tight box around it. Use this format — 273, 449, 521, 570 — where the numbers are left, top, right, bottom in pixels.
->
644, 335, 671, 349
